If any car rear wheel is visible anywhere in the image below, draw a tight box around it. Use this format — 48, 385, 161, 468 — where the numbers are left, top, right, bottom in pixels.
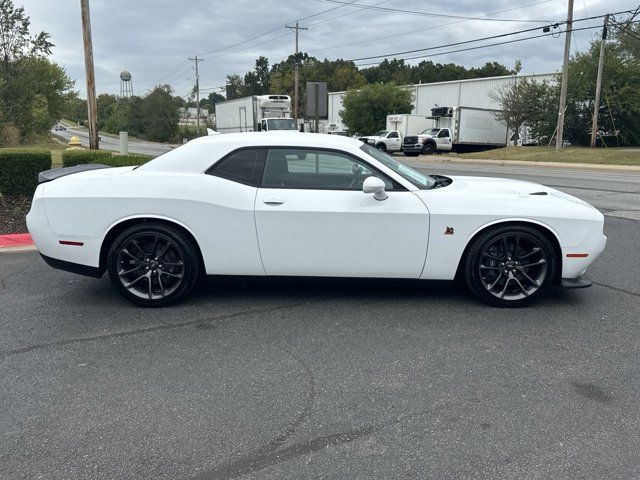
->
107, 223, 200, 307
463, 225, 556, 307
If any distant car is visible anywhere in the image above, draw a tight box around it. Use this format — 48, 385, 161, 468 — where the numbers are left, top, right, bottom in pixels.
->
27, 132, 606, 308
53, 124, 66, 131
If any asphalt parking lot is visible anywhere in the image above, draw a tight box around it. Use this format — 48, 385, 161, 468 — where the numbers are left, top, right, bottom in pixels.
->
1, 161, 639, 479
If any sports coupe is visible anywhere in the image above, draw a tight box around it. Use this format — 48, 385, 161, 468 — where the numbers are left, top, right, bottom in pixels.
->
27, 133, 606, 307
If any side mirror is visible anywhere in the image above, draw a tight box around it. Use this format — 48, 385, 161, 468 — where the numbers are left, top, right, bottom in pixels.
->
362, 176, 388, 201
257, 123, 262, 132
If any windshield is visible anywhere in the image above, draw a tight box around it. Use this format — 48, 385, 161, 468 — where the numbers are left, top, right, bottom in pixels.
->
266, 119, 297, 130
372, 130, 388, 137
360, 144, 435, 189
419, 128, 440, 136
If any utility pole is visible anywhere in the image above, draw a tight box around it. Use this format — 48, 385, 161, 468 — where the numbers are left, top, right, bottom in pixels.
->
189, 55, 204, 135
80, 0, 98, 150
590, 14, 609, 148
555, 0, 574, 151
286, 22, 308, 126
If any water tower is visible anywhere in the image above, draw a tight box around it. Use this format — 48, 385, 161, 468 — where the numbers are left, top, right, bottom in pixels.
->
120, 70, 133, 98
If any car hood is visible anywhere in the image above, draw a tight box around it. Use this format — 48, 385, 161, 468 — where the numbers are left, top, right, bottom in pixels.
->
416, 175, 600, 219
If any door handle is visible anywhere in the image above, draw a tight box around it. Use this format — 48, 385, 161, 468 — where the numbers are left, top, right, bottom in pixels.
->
263, 198, 285, 205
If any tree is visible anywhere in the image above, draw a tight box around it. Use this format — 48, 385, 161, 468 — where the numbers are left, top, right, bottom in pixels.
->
225, 74, 244, 100
141, 85, 179, 142
243, 56, 270, 95
0, 0, 53, 67
340, 83, 413, 135
492, 78, 558, 144
0, 1, 71, 142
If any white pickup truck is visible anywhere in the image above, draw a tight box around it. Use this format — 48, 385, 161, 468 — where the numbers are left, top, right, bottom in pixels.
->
358, 130, 402, 153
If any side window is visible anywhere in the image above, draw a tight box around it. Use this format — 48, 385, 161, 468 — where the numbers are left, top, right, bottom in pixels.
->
262, 148, 395, 191
206, 148, 266, 187
388, 131, 398, 138
438, 129, 450, 138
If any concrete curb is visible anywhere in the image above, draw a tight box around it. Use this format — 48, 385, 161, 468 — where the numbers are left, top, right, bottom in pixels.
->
416, 156, 640, 172
0, 245, 37, 253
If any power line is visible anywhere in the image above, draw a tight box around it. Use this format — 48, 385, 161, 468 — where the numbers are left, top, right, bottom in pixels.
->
306, 0, 392, 27
195, 0, 362, 58
308, 0, 553, 22
347, 10, 636, 63
352, 21, 640, 67
307, 0, 554, 54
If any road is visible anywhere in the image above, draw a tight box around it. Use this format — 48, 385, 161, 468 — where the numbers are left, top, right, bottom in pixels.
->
53, 124, 174, 157
1, 161, 639, 479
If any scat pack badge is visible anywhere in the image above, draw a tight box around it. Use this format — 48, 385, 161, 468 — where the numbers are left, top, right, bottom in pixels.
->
444, 226, 454, 235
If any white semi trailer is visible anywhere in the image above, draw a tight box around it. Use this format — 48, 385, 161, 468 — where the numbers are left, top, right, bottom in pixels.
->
215, 95, 297, 133
402, 106, 508, 156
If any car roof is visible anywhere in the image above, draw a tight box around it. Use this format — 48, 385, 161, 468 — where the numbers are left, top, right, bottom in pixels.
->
138, 132, 365, 174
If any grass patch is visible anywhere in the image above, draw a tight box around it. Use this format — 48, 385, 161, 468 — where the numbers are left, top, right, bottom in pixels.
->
454, 146, 640, 166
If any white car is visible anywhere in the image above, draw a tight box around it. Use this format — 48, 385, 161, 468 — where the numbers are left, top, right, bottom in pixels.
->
27, 132, 606, 308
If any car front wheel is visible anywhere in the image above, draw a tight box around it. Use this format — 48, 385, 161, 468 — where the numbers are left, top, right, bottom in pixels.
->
107, 223, 200, 307
463, 225, 556, 307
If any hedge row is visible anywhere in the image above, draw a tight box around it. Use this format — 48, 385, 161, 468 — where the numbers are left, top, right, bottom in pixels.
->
0, 148, 52, 196
61, 150, 152, 168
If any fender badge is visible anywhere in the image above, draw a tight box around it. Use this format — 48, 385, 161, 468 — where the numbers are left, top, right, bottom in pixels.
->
445, 227, 454, 235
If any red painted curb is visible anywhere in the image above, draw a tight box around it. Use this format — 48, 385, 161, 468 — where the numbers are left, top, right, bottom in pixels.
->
0, 233, 33, 248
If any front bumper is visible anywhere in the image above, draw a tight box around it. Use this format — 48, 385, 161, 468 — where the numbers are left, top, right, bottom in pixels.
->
402, 143, 423, 152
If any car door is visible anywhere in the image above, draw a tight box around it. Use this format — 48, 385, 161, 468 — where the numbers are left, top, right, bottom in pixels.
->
254, 147, 429, 278
437, 128, 453, 151
386, 131, 401, 151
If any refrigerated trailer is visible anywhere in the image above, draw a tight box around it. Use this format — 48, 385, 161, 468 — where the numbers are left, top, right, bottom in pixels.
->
402, 106, 508, 155
385, 114, 435, 138
215, 95, 296, 133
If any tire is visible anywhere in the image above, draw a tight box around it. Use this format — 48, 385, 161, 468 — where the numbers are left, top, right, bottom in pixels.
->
422, 142, 435, 155
107, 222, 200, 307
375, 143, 387, 152
463, 225, 557, 308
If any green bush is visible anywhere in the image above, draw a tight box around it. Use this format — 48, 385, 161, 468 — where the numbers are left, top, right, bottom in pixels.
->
61, 150, 153, 168
102, 153, 152, 167
0, 148, 52, 196
61, 150, 113, 167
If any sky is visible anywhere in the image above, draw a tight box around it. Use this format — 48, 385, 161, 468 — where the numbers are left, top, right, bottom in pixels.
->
18, 0, 640, 99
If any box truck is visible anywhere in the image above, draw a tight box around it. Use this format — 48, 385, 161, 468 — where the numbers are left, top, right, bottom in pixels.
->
215, 95, 297, 133
402, 106, 508, 156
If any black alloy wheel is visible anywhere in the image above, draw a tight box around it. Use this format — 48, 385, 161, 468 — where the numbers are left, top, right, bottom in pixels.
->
107, 223, 199, 307
464, 225, 556, 307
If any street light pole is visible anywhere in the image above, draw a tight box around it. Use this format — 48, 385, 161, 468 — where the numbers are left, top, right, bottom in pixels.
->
555, 0, 574, 151
80, 0, 98, 150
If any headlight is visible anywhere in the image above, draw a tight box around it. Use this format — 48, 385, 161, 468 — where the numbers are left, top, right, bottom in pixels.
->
367, 139, 375, 144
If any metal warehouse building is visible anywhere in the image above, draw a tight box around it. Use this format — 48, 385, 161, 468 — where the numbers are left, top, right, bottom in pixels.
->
327, 73, 556, 131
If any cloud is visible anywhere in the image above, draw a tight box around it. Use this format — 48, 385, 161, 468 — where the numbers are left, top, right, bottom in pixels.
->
18, 0, 633, 97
